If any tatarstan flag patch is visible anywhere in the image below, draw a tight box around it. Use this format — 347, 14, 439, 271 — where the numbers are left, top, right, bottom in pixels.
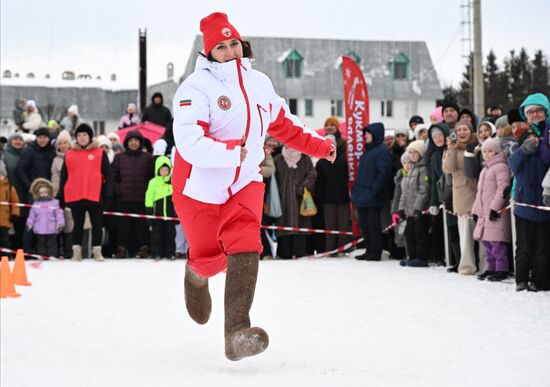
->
179, 99, 192, 107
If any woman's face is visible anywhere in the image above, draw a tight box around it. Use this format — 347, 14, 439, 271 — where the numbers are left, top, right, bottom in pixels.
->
478, 125, 492, 141
409, 150, 421, 163
11, 137, 24, 149
456, 124, 472, 144
76, 132, 90, 147
57, 140, 70, 153
211, 39, 243, 63
432, 132, 445, 147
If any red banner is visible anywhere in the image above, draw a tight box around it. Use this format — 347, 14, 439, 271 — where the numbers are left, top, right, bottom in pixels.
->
342, 55, 370, 236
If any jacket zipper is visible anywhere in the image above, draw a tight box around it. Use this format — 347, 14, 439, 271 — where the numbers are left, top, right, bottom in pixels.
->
228, 59, 251, 197
257, 104, 267, 136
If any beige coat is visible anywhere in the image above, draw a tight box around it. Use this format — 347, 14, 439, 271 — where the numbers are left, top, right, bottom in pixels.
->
442, 145, 478, 215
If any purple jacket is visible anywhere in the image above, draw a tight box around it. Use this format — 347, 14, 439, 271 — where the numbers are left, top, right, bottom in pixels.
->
472, 152, 511, 242
26, 199, 64, 235
541, 122, 550, 166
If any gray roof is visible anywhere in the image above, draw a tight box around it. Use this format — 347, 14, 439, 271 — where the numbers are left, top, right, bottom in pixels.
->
182, 36, 442, 100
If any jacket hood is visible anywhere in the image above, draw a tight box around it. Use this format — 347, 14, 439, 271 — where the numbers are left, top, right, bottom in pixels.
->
363, 122, 385, 149
519, 93, 549, 122
155, 156, 172, 182
123, 130, 144, 149
151, 92, 164, 105
482, 150, 508, 169
428, 122, 450, 149
30, 178, 54, 200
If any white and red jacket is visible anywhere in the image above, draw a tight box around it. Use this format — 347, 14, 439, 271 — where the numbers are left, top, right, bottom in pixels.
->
173, 55, 333, 204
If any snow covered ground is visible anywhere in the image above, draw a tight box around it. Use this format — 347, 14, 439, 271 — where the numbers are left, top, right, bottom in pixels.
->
2, 255, 550, 387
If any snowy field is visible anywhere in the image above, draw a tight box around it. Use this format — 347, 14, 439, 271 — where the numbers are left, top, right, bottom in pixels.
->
2, 254, 550, 387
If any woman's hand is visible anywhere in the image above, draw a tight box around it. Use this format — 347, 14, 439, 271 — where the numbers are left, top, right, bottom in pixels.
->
446, 138, 457, 150
325, 145, 337, 164
240, 135, 247, 163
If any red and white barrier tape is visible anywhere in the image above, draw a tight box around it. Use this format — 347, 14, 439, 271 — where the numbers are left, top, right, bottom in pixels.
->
512, 201, 550, 212
441, 203, 513, 220
0, 247, 61, 261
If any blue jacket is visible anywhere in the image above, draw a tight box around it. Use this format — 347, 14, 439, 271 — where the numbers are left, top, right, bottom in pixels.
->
508, 146, 550, 223
351, 123, 392, 208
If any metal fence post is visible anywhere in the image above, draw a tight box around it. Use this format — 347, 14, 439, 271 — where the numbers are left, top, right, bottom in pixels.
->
442, 204, 450, 267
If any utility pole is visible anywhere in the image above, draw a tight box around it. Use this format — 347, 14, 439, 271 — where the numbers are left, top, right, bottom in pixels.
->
472, 0, 485, 117
460, 0, 473, 105
139, 29, 147, 113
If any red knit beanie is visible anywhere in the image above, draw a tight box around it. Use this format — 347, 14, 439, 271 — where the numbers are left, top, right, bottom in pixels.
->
200, 12, 241, 55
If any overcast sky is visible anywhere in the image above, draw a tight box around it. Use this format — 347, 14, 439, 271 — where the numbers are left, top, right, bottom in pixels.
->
1, 0, 549, 90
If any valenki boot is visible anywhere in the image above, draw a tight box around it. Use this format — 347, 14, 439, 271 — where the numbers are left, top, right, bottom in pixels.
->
92, 246, 104, 262
184, 264, 211, 324
71, 245, 82, 262
224, 252, 269, 361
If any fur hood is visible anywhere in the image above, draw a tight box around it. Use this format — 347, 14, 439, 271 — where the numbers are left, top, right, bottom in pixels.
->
30, 178, 54, 200
71, 138, 100, 151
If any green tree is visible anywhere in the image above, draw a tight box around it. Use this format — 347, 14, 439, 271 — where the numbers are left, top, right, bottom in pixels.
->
532, 49, 550, 95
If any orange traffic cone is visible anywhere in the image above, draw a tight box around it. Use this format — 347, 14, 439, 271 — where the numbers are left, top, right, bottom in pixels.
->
13, 249, 31, 286
0, 256, 21, 298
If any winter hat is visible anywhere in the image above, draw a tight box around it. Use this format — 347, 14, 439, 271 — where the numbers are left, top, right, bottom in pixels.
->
514, 127, 536, 145
385, 130, 396, 138
74, 123, 94, 139
127, 103, 137, 111
523, 104, 543, 115
8, 132, 24, 142
200, 12, 241, 55
106, 131, 121, 143
112, 143, 125, 153
400, 152, 411, 165
409, 115, 424, 126
429, 106, 443, 123
494, 115, 509, 129
407, 140, 426, 156
68, 105, 79, 115
455, 120, 473, 133
34, 127, 50, 138
394, 128, 409, 137
442, 100, 460, 114
413, 124, 429, 139
478, 121, 496, 135
459, 108, 474, 120
481, 137, 502, 154
324, 116, 340, 128
47, 119, 58, 129
26, 100, 36, 109
507, 108, 524, 125
97, 135, 112, 149
56, 130, 71, 144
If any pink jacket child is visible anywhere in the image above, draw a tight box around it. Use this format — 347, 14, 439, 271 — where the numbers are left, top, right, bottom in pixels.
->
26, 178, 65, 235
472, 138, 511, 279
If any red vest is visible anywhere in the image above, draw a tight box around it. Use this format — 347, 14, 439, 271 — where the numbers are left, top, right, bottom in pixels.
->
64, 147, 103, 203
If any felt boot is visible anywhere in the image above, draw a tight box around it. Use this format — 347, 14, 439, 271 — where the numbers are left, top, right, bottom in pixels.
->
184, 264, 211, 325
92, 246, 104, 262
71, 245, 82, 262
224, 252, 269, 361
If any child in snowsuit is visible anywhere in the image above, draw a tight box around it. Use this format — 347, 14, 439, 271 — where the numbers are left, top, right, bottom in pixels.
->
0, 160, 20, 248
26, 178, 64, 257
145, 156, 177, 259
472, 138, 511, 281
395, 140, 431, 267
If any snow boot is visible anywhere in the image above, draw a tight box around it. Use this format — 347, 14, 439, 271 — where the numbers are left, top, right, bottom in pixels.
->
224, 252, 269, 361
516, 282, 528, 292
487, 271, 508, 282
184, 264, 211, 325
407, 258, 428, 267
477, 271, 495, 281
92, 246, 104, 262
71, 245, 82, 262
114, 246, 128, 258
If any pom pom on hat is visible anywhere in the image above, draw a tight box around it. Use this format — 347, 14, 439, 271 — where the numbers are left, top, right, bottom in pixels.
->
200, 12, 241, 55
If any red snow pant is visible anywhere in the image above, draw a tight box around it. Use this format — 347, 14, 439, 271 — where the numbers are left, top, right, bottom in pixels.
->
173, 182, 264, 278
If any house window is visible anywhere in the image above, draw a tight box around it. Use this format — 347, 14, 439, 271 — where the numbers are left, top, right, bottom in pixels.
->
305, 99, 313, 116
93, 121, 106, 135
284, 50, 304, 78
393, 52, 409, 80
381, 100, 393, 117
331, 99, 343, 117
289, 98, 298, 115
